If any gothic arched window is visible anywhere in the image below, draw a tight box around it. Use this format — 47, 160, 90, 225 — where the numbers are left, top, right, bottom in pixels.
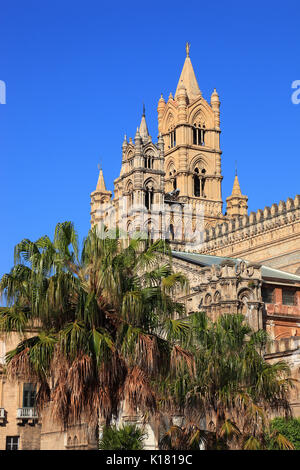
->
145, 182, 154, 210
144, 155, 154, 169
193, 123, 205, 146
169, 129, 176, 148
193, 168, 200, 197
193, 167, 206, 197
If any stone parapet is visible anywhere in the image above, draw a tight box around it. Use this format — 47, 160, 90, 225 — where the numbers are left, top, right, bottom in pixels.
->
195, 195, 300, 273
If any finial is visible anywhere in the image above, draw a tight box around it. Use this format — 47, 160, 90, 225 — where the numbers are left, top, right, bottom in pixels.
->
186, 42, 190, 57
143, 103, 145, 116
235, 160, 237, 176
97, 160, 102, 171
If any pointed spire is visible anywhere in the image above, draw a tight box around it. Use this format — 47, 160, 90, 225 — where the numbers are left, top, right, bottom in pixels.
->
226, 171, 248, 218
96, 167, 107, 192
231, 174, 242, 197
139, 104, 149, 143
175, 43, 201, 102
122, 134, 128, 149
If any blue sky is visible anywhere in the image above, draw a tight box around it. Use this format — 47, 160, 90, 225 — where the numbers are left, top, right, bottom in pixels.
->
0, 0, 299, 278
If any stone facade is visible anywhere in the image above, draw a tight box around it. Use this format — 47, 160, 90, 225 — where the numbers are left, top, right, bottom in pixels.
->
1, 44, 299, 450
197, 195, 300, 275
0, 332, 41, 450
90, 44, 300, 276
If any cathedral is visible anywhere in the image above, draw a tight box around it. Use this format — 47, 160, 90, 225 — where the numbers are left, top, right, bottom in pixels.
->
0, 45, 300, 450
90, 43, 300, 278
91, 42, 237, 246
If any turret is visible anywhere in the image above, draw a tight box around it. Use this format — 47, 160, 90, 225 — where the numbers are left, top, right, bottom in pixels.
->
157, 94, 166, 133
211, 88, 220, 130
226, 172, 248, 218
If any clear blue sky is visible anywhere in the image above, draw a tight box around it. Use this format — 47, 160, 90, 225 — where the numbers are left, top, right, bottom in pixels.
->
0, 0, 299, 278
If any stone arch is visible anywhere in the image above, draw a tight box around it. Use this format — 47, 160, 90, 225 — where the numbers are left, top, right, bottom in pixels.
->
238, 288, 253, 315
144, 179, 155, 210
214, 291, 221, 303
205, 293, 212, 305
166, 159, 177, 175
126, 180, 134, 208
126, 149, 134, 160
189, 101, 214, 127
125, 180, 133, 191
144, 149, 155, 169
166, 112, 175, 130
189, 154, 208, 173
237, 288, 253, 302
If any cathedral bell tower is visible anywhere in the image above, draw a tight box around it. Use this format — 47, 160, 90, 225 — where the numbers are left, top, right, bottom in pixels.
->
111, 107, 165, 238
157, 43, 223, 228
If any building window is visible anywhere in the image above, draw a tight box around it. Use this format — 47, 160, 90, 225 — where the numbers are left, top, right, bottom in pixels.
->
262, 288, 274, 304
169, 130, 176, 148
23, 383, 36, 408
6, 436, 19, 450
194, 169, 200, 197
193, 124, 205, 146
282, 289, 296, 306
145, 183, 154, 210
144, 156, 153, 169
193, 167, 206, 197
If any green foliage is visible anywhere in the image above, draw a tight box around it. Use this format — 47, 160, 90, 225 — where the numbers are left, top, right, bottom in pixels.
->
99, 424, 147, 450
268, 418, 300, 450
0, 222, 192, 427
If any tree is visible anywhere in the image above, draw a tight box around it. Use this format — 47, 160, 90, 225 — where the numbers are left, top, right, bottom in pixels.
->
0, 222, 191, 432
160, 312, 295, 450
267, 418, 300, 450
99, 423, 147, 450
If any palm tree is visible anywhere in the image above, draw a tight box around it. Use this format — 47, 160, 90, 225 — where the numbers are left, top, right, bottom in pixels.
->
0, 222, 192, 433
162, 312, 295, 450
99, 423, 147, 450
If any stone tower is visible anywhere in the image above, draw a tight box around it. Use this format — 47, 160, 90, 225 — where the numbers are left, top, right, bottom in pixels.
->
226, 172, 248, 218
90, 167, 112, 226
157, 43, 223, 228
91, 108, 165, 238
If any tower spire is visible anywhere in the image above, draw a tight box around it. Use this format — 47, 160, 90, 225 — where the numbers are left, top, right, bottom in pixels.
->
139, 104, 149, 143
175, 42, 201, 102
226, 172, 248, 218
96, 166, 107, 192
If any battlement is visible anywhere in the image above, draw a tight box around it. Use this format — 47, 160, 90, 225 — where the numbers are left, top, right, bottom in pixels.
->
199, 195, 300, 254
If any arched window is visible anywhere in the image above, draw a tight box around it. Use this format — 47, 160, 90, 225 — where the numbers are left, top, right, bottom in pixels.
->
144, 155, 154, 169
145, 182, 154, 210
193, 123, 205, 146
193, 167, 206, 197
193, 168, 200, 197
169, 129, 176, 148
201, 169, 206, 195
